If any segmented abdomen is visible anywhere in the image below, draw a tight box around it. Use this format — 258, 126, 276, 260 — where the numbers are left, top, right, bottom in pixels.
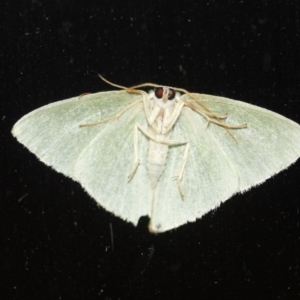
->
147, 130, 170, 189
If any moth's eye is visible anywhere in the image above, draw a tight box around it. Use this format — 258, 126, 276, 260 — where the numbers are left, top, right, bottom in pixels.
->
154, 87, 164, 99
154, 87, 176, 100
168, 89, 176, 100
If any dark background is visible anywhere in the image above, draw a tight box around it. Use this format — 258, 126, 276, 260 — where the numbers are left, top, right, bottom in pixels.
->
2, 1, 300, 299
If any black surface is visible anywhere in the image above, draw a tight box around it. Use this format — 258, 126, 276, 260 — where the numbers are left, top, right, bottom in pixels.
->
2, 1, 300, 299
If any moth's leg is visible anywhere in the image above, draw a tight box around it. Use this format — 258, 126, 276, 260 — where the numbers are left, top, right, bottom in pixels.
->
136, 123, 187, 146
79, 99, 142, 127
140, 91, 158, 123
183, 101, 247, 129
145, 105, 162, 126
182, 100, 227, 119
128, 124, 140, 181
206, 118, 247, 129
161, 100, 185, 132
175, 143, 190, 198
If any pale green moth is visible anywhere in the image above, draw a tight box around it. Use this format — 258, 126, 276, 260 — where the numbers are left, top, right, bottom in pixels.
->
12, 75, 300, 233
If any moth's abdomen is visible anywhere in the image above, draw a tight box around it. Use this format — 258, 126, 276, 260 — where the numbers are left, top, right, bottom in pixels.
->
147, 135, 169, 189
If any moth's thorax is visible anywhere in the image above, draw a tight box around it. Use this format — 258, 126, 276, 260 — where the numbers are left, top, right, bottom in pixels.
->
146, 86, 179, 188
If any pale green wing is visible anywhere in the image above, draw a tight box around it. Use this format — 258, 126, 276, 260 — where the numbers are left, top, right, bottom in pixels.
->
149, 94, 300, 232
12, 90, 153, 225
12, 91, 141, 179
73, 105, 153, 225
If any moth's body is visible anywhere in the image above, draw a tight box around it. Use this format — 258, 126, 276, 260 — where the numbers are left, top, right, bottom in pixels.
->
144, 87, 183, 189
147, 122, 172, 188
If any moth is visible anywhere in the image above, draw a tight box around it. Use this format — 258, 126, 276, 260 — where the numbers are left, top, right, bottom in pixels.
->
12, 75, 300, 233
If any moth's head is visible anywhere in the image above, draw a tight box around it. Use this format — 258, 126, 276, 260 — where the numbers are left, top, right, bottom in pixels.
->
150, 86, 181, 108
